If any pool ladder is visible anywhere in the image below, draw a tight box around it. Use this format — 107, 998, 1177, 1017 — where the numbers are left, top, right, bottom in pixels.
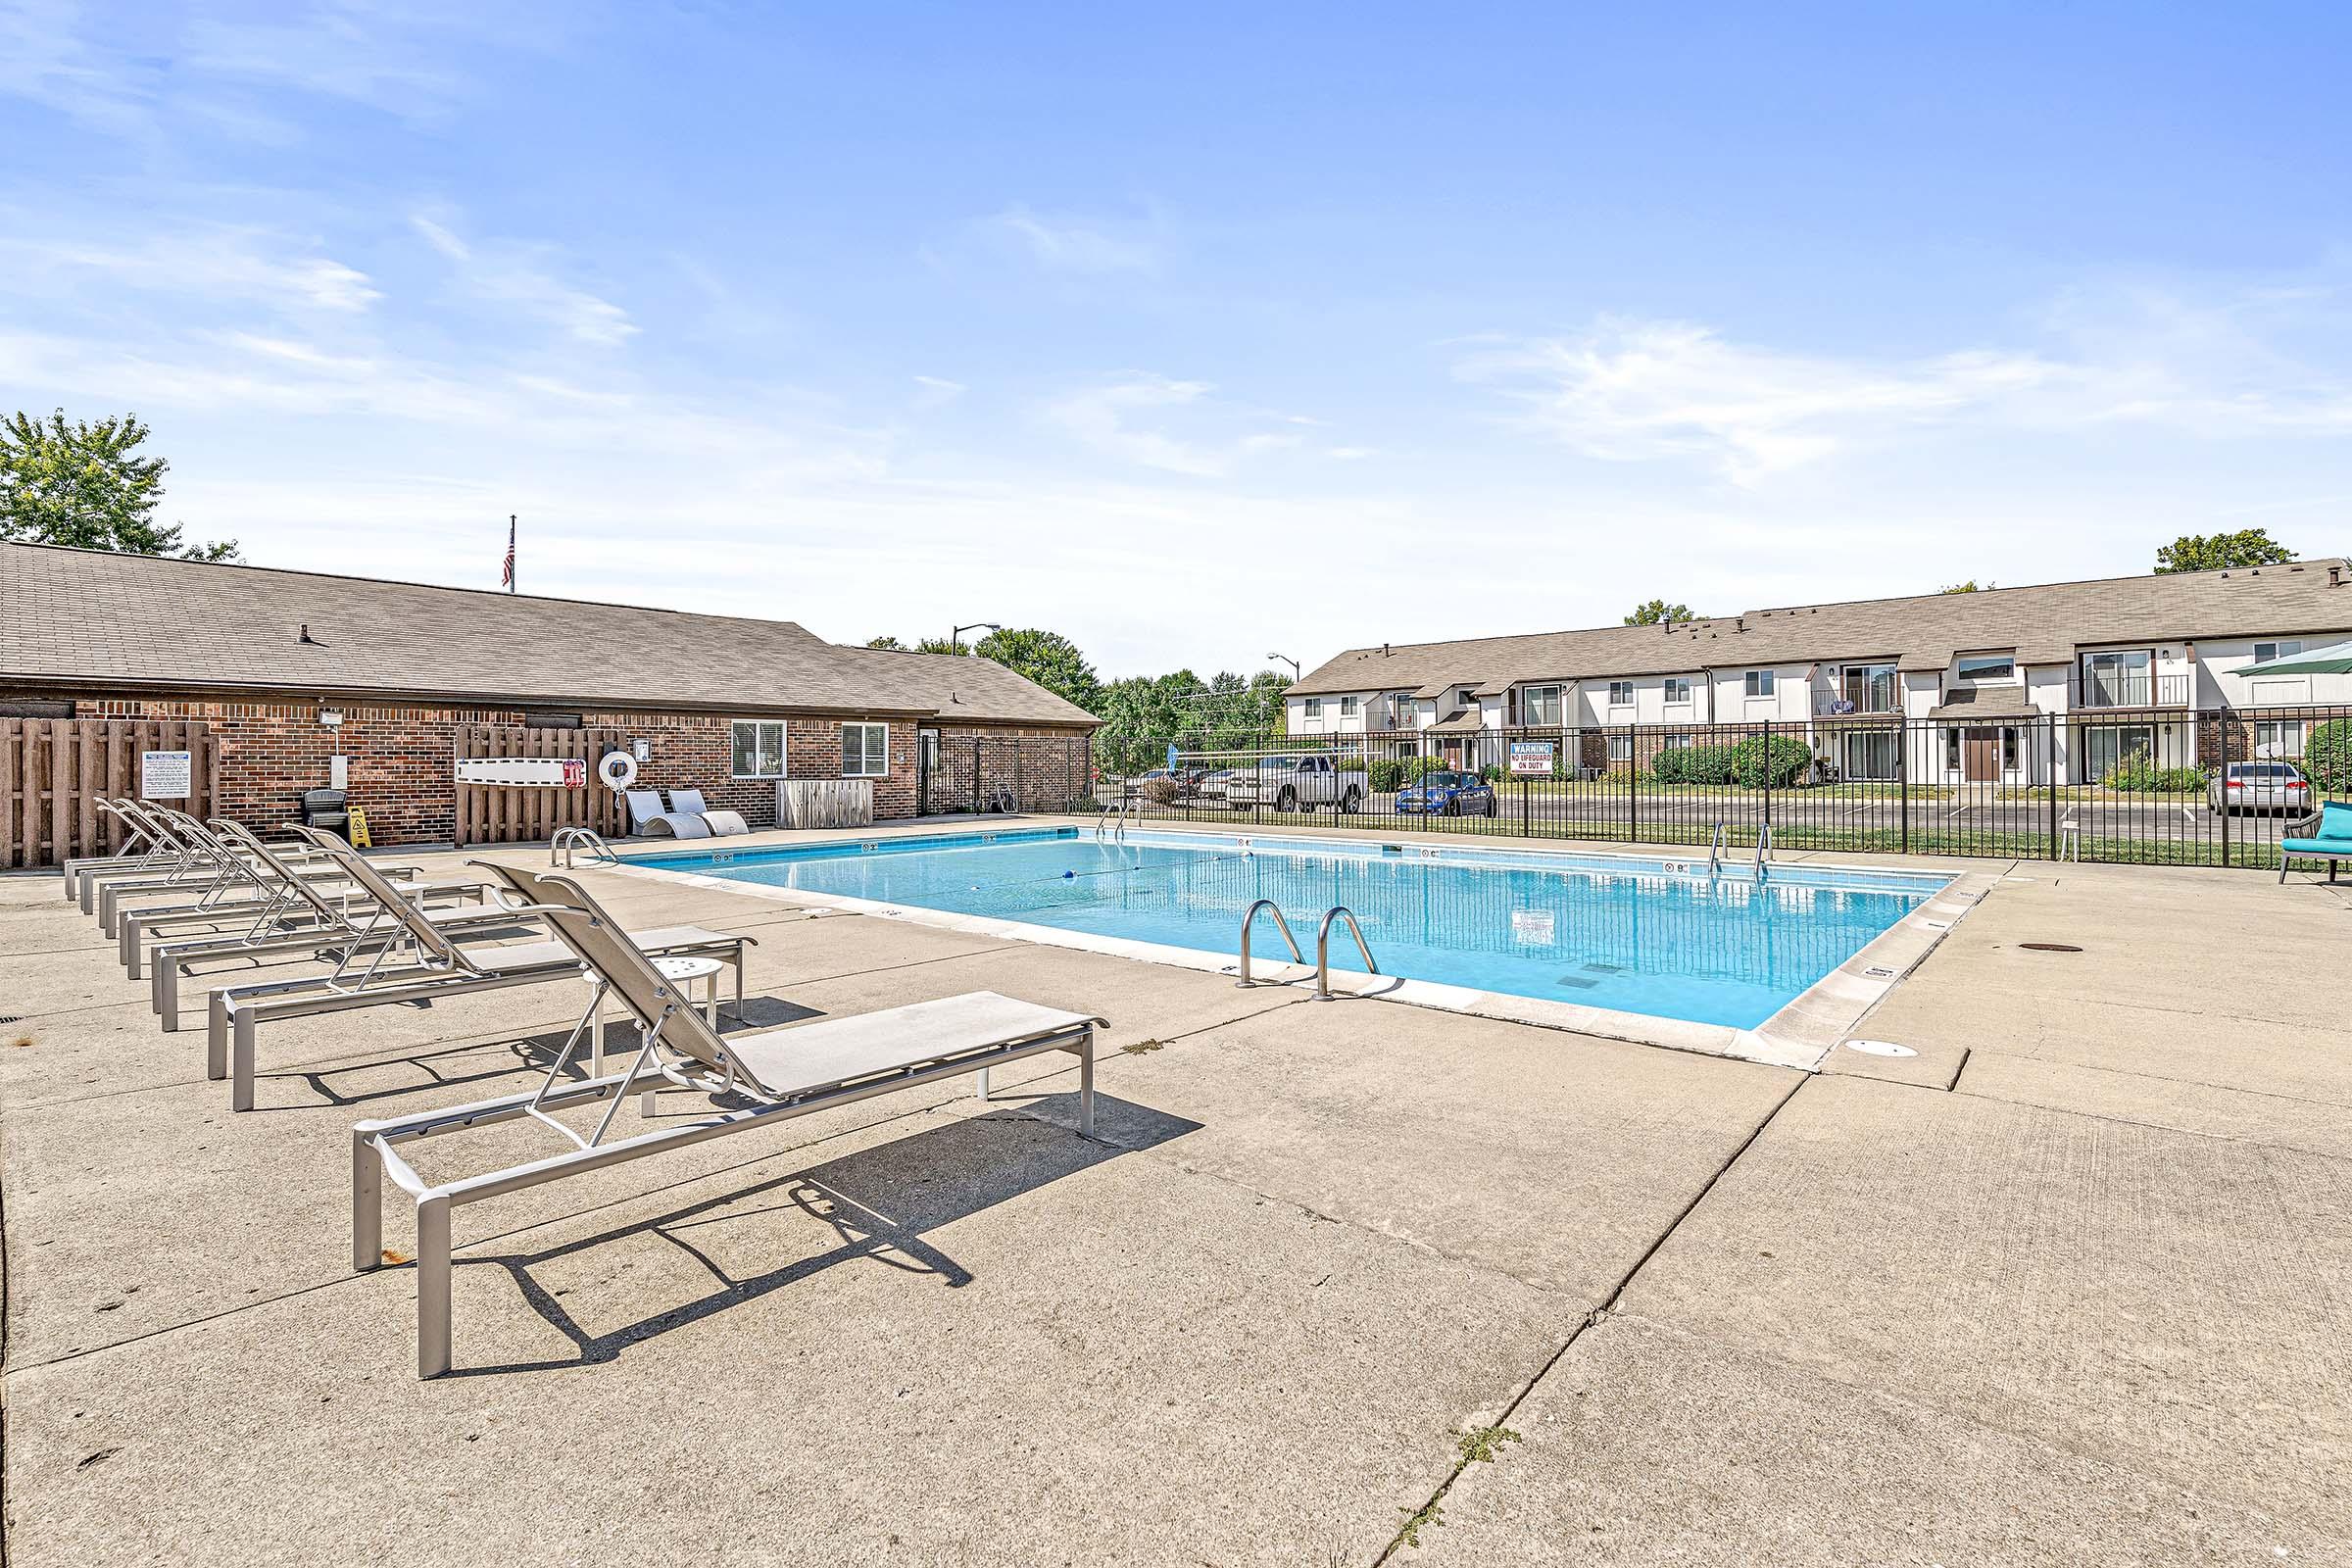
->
1706, 821, 1726, 876
550, 827, 620, 869
1235, 899, 1382, 1001
1095, 798, 1132, 844
1753, 824, 1773, 883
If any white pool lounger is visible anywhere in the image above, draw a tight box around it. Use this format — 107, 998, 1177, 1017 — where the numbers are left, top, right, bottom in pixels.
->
353, 860, 1102, 1379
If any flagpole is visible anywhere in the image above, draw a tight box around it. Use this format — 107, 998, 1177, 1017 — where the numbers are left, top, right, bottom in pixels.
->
508, 514, 516, 595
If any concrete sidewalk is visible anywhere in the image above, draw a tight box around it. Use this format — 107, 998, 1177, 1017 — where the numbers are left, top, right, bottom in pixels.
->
3, 837, 2347, 1564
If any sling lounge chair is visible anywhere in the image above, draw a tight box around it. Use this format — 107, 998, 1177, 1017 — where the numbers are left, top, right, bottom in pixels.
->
61, 800, 186, 901
99, 808, 423, 941
666, 788, 749, 836
203, 828, 751, 1112
352, 859, 1102, 1377
145, 824, 520, 1026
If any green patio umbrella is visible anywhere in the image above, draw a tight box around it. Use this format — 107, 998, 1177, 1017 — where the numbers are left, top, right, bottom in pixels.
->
2241, 638, 2352, 676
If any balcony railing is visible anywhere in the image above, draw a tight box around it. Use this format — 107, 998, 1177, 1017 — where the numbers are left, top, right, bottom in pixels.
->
1812, 691, 1899, 716
2074, 673, 2192, 710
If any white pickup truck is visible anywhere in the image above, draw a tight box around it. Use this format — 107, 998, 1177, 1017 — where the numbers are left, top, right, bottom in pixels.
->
1222, 755, 1369, 813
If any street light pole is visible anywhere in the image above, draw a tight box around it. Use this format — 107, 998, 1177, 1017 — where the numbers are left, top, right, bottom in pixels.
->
952, 620, 1002, 654
1267, 653, 1300, 682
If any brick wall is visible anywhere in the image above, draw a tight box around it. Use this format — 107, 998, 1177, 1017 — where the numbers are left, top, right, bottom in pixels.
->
22, 690, 1089, 845
925, 723, 1095, 812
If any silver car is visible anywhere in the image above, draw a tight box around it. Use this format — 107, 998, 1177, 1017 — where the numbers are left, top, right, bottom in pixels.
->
2208, 760, 2314, 815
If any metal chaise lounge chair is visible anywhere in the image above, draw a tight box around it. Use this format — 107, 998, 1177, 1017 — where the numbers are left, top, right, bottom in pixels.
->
145, 824, 521, 1027
72, 799, 230, 911
99, 808, 424, 942
2279, 801, 2352, 883
61, 799, 188, 901
353, 859, 1102, 1378
203, 827, 752, 1112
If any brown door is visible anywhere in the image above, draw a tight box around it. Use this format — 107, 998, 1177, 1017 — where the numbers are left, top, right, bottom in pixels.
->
1962, 727, 2000, 783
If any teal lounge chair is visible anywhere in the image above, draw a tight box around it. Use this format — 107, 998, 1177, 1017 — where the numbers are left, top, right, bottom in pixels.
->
2279, 801, 2352, 883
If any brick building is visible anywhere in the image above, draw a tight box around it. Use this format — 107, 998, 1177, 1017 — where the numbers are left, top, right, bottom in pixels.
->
0, 543, 1099, 847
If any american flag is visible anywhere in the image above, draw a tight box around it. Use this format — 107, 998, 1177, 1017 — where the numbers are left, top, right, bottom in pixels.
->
501, 515, 515, 591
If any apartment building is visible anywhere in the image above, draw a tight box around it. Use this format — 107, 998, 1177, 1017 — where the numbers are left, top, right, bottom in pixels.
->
1285, 560, 2352, 786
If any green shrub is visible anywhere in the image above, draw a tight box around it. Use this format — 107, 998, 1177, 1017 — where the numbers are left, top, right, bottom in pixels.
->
1653, 747, 1686, 784
1478, 763, 1504, 783
1729, 735, 1813, 789
1369, 759, 1404, 793
1682, 744, 1738, 785
2309, 717, 2352, 794
2104, 747, 2209, 793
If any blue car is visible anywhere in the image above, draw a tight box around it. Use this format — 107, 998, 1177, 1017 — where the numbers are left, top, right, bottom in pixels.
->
1395, 769, 1497, 816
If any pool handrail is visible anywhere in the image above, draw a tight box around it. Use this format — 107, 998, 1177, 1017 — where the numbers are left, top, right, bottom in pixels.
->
1235, 898, 1304, 987
1310, 906, 1380, 1002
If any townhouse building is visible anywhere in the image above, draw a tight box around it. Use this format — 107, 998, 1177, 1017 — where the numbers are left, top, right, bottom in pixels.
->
1284, 560, 2352, 787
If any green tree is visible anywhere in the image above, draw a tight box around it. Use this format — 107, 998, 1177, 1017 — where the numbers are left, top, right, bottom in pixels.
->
2155, 528, 2294, 574
914, 636, 968, 656
0, 410, 238, 561
974, 626, 1102, 712
1940, 579, 1992, 593
864, 634, 907, 650
1624, 599, 1697, 625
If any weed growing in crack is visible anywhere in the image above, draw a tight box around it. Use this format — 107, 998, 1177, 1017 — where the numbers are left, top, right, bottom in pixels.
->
1456, 1424, 1522, 1464
1392, 1499, 1444, 1548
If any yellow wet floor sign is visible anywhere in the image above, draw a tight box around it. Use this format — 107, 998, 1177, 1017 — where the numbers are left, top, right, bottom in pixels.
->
346, 807, 373, 848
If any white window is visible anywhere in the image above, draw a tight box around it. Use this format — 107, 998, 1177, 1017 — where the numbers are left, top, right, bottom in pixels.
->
1663, 676, 1692, 705
2254, 640, 2301, 664
1662, 732, 1694, 751
1519, 684, 1563, 725
840, 722, 889, 777
1302, 698, 1323, 719
1956, 655, 2014, 682
730, 719, 785, 779
2254, 720, 2305, 759
1606, 734, 1633, 763
1744, 670, 1776, 698
1339, 695, 1358, 717
1606, 680, 1634, 708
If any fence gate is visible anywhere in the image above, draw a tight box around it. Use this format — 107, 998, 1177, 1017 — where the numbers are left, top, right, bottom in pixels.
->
0, 717, 220, 870
453, 725, 629, 846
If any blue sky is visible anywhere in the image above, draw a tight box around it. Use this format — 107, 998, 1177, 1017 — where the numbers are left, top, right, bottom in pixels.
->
4, 2, 2348, 677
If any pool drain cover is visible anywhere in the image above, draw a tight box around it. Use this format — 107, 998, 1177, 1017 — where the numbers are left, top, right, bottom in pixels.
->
2019, 942, 2082, 954
1842, 1039, 1918, 1058
1554, 975, 1598, 991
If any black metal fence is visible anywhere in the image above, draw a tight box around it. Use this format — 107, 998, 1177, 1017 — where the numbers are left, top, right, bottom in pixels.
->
1074, 707, 2352, 872
917, 733, 1096, 817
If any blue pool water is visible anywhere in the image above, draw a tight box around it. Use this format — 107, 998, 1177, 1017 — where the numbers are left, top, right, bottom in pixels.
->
630, 828, 1947, 1029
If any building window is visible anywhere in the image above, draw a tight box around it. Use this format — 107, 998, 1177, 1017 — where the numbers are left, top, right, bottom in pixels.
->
1943, 727, 1960, 772
840, 722, 889, 777
1606, 680, 1634, 707
1339, 695, 1358, 717
1606, 734, 1633, 764
1662, 732, 1695, 752
2001, 726, 2020, 771
1838, 663, 1898, 711
730, 720, 785, 779
1955, 655, 2014, 683
1843, 731, 1897, 781
1663, 676, 1691, 705
1519, 684, 1563, 725
521, 710, 585, 730
1744, 670, 1776, 698
2253, 640, 2302, 664
1302, 698, 1323, 720
2081, 724, 2156, 783
2254, 719, 2305, 759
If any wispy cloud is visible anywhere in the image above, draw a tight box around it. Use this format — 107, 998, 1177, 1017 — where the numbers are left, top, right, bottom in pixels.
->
1465, 291, 2352, 484
412, 215, 638, 347
911, 374, 966, 409
977, 205, 1161, 274
0, 221, 380, 313
1044, 374, 1305, 476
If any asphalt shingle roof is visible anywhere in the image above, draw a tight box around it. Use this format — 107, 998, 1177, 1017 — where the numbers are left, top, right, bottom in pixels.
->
1290, 561, 2352, 696
0, 544, 1099, 728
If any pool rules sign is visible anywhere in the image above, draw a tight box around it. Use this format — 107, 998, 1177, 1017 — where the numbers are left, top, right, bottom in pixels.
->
140, 750, 193, 800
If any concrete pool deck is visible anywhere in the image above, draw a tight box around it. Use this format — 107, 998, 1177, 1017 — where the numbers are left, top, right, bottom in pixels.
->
3, 817, 2349, 1563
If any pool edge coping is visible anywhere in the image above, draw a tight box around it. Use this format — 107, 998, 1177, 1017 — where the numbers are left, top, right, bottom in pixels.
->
607, 824, 1999, 1075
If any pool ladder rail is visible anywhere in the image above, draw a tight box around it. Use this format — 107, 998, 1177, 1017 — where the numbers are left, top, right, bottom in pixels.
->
1753, 824, 1773, 883
550, 828, 620, 869
1095, 798, 1133, 844
1235, 899, 1383, 1000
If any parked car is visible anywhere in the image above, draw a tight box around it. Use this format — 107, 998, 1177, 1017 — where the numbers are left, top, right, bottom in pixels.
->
1222, 755, 1369, 812
1395, 769, 1497, 817
2208, 760, 2314, 815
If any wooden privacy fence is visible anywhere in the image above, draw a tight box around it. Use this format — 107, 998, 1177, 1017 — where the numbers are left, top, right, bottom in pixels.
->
1, 718, 220, 870
454, 724, 628, 846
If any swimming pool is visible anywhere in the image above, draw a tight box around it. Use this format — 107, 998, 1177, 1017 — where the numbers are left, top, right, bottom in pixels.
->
628, 827, 1954, 1032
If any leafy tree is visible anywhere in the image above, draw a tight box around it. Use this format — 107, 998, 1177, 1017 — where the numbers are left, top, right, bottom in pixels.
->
974, 626, 1102, 712
0, 410, 238, 561
1624, 599, 1697, 625
864, 634, 907, 650
1940, 579, 1991, 593
914, 636, 968, 655
2155, 528, 2294, 574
